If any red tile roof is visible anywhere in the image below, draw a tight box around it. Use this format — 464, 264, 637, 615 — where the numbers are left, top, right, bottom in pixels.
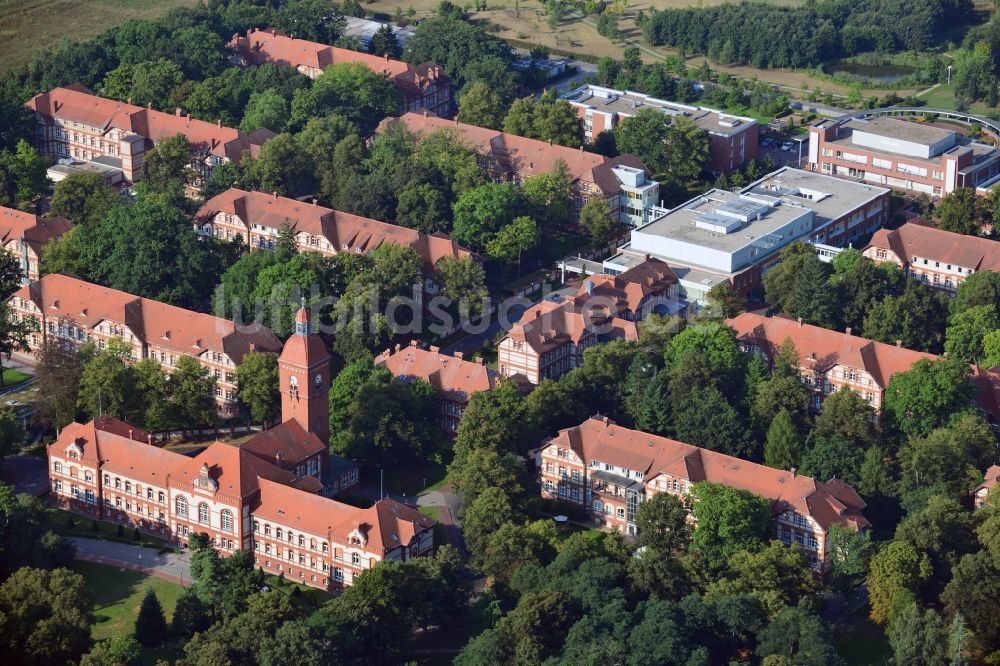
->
0, 207, 73, 255
573, 258, 676, 315
974, 464, 1000, 499
375, 341, 497, 403
195, 188, 474, 269
866, 222, 1000, 272
26, 85, 274, 161
227, 29, 449, 103
170, 442, 297, 503
550, 416, 869, 532
972, 365, 1000, 421
255, 479, 434, 554
381, 113, 652, 197
726, 312, 936, 388
14, 274, 281, 363
505, 298, 638, 353
241, 419, 325, 469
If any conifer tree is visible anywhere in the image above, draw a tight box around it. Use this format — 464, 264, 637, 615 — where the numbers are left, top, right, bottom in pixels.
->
635, 369, 671, 436
764, 408, 802, 470
134, 588, 167, 647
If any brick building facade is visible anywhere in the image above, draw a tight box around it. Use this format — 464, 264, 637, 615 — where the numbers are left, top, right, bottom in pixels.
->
27, 84, 273, 185
0, 206, 73, 283
375, 341, 498, 435
726, 312, 937, 416
381, 113, 661, 227
10, 274, 282, 415
863, 221, 1000, 294
537, 416, 869, 570
228, 28, 452, 117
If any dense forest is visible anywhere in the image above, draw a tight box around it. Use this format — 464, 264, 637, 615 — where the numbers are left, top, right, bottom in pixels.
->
641, 0, 975, 69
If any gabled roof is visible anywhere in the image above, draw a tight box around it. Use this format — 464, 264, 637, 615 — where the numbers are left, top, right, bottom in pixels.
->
195, 188, 474, 269
228, 29, 449, 102
505, 298, 638, 353
255, 479, 434, 554
170, 442, 297, 503
381, 113, 652, 197
866, 222, 1000, 272
241, 419, 325, 469
0, 207, 73, 255
13, 274, 281, 362
49, 419, 186, 487
375, 340, 498, 403
26, 85, 273, 161
726, 312, 936, 388
972, 365, 1000, 422
974, 464, 1000, 498
548, 416, 869, 532
574, 258, 676, 314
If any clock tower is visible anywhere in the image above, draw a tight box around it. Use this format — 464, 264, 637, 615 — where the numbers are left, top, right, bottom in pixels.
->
278, 303, 331, 445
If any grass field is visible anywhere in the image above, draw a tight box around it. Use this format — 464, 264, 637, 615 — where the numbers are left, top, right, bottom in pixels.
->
48, 507, 173, 551
0, 368, 30, 386
0, 0, 199, 73
72, 560, 184, 664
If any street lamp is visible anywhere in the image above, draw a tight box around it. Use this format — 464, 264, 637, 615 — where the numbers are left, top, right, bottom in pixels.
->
948, 65, 953, 85
138, 554, 142, 573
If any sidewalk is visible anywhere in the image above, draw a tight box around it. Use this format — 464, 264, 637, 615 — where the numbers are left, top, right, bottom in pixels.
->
69, 536, 193, 587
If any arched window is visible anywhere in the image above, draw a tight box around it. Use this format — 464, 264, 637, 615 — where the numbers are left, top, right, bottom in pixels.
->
220, 509, 234, 533
175, 496, 188, 518
315, 373, 322, 389
198, 503, 209, 525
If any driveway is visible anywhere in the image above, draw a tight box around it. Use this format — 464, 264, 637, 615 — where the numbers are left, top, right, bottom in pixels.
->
69, 536, 193, 587
417, 484, 466, 554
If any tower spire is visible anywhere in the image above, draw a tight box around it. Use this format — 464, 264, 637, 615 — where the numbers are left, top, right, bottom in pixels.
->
294, 297, 310, 336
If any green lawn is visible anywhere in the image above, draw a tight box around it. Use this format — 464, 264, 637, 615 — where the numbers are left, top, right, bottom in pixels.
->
833, 605, 891, 666
48, 507, 173, 551
377, 458, 448, 497
553, 522, 604, 543
72, 560, 184, 664
0, 368, 30, 387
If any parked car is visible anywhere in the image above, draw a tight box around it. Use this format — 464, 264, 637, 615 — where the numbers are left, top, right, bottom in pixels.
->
781, 141, 794, 151
760, 137, 774, 147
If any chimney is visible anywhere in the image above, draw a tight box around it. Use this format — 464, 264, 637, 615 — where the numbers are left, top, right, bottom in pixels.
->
395, 343, 401, 352
270, 28, 276, 36
790, 467, 797, 478
476, 357, 484, 365
429, 345, 440, 353
845, 327, 852, 336
128, 429, 133, 439
312, 198, 318, 206
217, 119, 222, 128
175, 107, 182, 117
896, 339, 902, 347
147, 433, 153, 444
127, 98, 132, 105
147, 102, 152, 110
272, 191, 278, 199
579, 145, 584, 151
423, 110, 428, 117
548, 138, 553, 145
384, 53, 390, 62
454, 351, 464, 360
797, 317, 803, 326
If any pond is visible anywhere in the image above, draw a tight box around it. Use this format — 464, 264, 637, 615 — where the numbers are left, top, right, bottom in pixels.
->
823, 61, 917, 83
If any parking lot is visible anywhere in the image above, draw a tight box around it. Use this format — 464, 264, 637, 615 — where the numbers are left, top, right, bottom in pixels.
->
758, 135, 808, 169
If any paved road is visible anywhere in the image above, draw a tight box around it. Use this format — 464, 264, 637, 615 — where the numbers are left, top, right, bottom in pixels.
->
69, 536, 193, 586
417, 484, 466, 554
440, 302, 528, 358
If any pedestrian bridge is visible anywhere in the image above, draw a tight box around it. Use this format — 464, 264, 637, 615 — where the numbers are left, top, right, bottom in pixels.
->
842, 107, 1000, 137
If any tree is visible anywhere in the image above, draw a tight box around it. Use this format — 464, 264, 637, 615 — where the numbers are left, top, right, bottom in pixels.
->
452, 182, 524, 251
941, 551, 1000, 655
579, 196, 618, 246
435, 256, 488, 315
311, 62, 401, 131
799, 435, 863, 486
935, 188, 983, 236
168, 356, 218, 430
0, 567, 92, 665
706, 281, 744, 318
707, 541, 819, 617
236, 351, 279, 426
342, 378, 439, 467
813, 386, 878, 449
503, 97, 583, 147
672, 384, 750, 458
141, 133, 192, 193
78, 338, 134, 420
866, 540, 932, 624
763, 242, 819, 313
33, 340, 84, 430
0, 406, 25, 467
883, 358, 976, 438
863, 280, 950, 353
886, 598, 949, 666
663, 116, 710, 183
825, 523, 876, 595
764, 408, 803, 470
240, 88, 289, 133
952, 270, 1000, 315
688, 481, 772, 574
250, 132, 313, 197
634, 368, 671, 435
50, 172, 118, 227
0, 141, 48, 210
944, 304, 1000, 363
751, 375, 811, 430
784, 257, 835, 328
486, 215, 540, 275
134, 588, 167, 647
100, 59, 184, 110
613, 108, 673, 174
461, 486, 517, 561
480, 521, 557, 586
522, 162, 573, 230
634, 492, 691, 555
80, 635, 142, 666
0, 303, 33, 387
895, 495, 979, 597
456, 80, 504, 130
756, 605, 843, 666
369, 24, 402, 58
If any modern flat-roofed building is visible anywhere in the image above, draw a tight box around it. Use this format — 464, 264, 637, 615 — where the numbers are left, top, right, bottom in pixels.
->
228, 28, 451, 117
863, 221, 1000, 293
741, 167, 891, 247
340, 16, 416, 49
0, 207, 73, 283
726, 312, 937, 415
538, 416, 869, 569
605, 189, 814, 305
806, 116, 1000, 197
10, 274, 282, 415
27, 84, 274, 186
381, 113, 661, 226
560, 85, 758, 174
